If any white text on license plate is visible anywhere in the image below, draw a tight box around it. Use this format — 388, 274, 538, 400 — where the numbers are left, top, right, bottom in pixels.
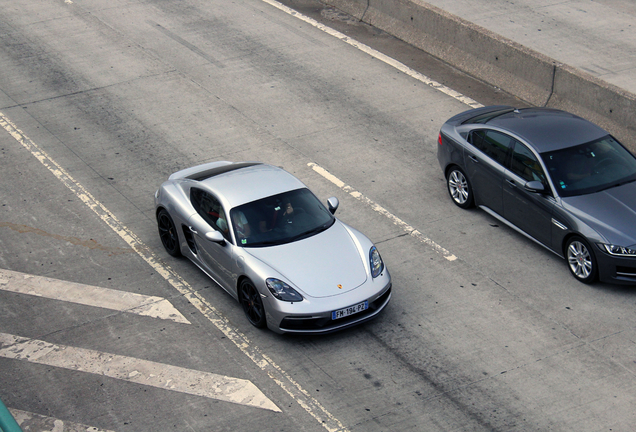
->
332, 301, 368, 320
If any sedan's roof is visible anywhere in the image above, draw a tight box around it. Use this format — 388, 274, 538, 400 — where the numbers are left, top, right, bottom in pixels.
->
178, 162, 307, 209
483, 108, 608, 153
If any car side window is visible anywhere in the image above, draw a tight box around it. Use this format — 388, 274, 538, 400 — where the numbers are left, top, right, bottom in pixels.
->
469, 130, 511, 165
510, 141, 547, 184
190, 188, 230, 240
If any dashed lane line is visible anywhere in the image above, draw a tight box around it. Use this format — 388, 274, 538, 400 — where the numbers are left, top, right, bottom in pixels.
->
308, 163, 458, 261
0, 269, 191, 324
259, 0, 465, 261
1, 111, 348, 431
0, 0, 484, 427
0, 332, 280, 412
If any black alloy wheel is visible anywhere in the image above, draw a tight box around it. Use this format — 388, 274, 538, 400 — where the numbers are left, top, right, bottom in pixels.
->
447, 166, 474, 209
157, 209, 181, 257
239, 279, 267, 328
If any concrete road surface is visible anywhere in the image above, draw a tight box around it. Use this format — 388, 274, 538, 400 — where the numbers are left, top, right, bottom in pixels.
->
1, 0, 635, 431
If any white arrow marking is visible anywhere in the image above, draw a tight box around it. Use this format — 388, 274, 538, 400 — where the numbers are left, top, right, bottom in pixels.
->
0, 269, 191, 324
10, 408, 115, 432
0, 333, 280, 412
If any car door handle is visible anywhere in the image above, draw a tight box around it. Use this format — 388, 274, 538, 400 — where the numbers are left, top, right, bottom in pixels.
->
505, 179, 517, 188
188, 226, 198, 234
468, 155, 479, 163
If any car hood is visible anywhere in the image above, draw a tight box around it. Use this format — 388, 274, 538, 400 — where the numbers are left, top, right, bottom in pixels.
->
244, 222, 368, 298
562, 181, 636, 247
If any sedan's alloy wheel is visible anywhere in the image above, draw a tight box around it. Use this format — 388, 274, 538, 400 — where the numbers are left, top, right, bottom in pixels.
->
566, 237, 597, 283
447, 167, 473, 208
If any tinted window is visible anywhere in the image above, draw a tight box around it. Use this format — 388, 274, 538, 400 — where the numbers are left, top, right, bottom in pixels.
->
190, 188, 230, 240
470, 130, 512, 165
542, 135, 636, 197
510, 141, 547, 183
230, 188, 335, 247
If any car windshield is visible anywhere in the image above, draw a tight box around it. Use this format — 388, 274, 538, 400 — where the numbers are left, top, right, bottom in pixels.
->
542, 135, 636, 197
229, 188, 335, 247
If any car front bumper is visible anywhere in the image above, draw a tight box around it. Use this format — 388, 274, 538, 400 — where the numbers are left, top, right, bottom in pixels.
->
596, 248, 636, 284
265, 277, 392, 335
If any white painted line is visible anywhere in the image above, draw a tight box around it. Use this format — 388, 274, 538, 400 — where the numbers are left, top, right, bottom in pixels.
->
0, 332, 280, 412
0, 268, 191, 324
260, 0, 483, 109
1, 111, 348, 431
308, 163, 458, 261
10, 408, 115, 432
0, 3, 473, 425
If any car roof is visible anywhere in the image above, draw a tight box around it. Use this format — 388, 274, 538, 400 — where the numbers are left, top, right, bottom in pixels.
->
481, 108, 609, 153
177, 162, 307, 209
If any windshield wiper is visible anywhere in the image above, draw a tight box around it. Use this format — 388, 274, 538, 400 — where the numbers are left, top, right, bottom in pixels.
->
288, 222, 333, 242
595, 177, 636, 193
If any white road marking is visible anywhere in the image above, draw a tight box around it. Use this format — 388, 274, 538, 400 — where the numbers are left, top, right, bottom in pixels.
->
10, 408, 115, 432
308, 163, 458, 261
0, 332, 280, 412
260, 0, 483, 109
1, 112, 348, 431
0, 268, 191, 324
0, 1, 480, 427
258, 0, 465, 262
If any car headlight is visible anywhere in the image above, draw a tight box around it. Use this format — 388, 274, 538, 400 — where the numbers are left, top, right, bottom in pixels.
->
369, 246, 384, 278
266, 278, 303, 302
600, 244, 636, 257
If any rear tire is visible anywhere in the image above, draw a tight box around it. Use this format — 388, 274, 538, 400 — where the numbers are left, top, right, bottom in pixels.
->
157, 209, 181, 257
447, 166, 474, 209
566, 236, 597, 284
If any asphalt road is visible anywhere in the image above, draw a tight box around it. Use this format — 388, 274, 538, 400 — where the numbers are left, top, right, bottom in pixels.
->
1, 0, 635, 431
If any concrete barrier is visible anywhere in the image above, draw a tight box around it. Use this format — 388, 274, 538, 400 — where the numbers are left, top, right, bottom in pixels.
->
324, 0, 636, 150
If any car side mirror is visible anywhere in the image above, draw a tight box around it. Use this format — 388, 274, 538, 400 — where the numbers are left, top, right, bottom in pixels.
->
205, 230, 226, 244
524, 180, 546, 193
327, 197, 339, 214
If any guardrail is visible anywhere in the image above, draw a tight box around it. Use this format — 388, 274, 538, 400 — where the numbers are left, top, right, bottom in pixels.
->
0, 399, 22, 432
324, 0, 636, 151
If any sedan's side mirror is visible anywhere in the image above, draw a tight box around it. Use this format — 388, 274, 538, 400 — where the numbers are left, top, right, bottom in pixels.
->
327, 197, 339, 214
205, 230, 226, 244
524, 180, 546, 193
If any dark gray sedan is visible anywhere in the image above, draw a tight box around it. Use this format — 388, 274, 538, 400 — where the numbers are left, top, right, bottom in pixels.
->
437, 106, 636, 284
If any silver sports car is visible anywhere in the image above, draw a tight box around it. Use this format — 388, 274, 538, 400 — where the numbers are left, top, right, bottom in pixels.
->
154, 161, 392, 333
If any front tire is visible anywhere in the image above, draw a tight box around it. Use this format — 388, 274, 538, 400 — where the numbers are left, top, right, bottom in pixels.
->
447, 166, 474, 209
239, 279, 267, 328
157, 209, 181, 257
566, 236, 597, 284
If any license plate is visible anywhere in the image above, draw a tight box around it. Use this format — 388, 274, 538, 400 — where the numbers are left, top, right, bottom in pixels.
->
332, 301, 368, 320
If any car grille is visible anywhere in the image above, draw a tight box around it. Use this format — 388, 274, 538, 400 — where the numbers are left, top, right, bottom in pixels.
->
279, 286, 391, 332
